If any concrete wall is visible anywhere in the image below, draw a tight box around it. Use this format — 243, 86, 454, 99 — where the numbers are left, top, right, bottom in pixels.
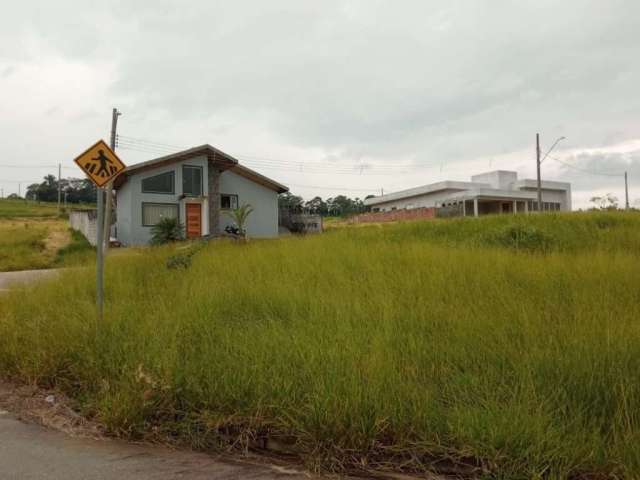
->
116, 158, 279, 245
351, 207, 436, 224
69, 210, 97, 246
471, 171, 518, 189
371, 189, 464, 212
218, 170, 279, 238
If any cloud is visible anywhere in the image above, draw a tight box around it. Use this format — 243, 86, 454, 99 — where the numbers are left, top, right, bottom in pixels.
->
1, 1, 639, 204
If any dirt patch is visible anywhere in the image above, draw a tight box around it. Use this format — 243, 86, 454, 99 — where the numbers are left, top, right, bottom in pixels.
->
44, 223, 72, 256
0, 379, 104, 439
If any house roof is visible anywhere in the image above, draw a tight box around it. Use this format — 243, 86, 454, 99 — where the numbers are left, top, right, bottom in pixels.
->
229, 164, 289, 194
113, 144, 288, 193
363, 181, 490, 206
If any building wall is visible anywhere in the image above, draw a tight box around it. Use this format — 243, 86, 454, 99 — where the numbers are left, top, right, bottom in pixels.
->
218, 170, 279, 237
371, 189, 465, 212
69, 210, 98, 246
471, 171, 518, 189
351, 207, 436, 224
116, 158, 279, 245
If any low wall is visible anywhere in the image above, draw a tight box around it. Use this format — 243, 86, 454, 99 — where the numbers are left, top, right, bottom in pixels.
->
350, 207, 436, 224
69, 209, 98, 246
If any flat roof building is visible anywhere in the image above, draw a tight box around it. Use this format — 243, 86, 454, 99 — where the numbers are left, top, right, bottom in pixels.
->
363, 170, 571, 216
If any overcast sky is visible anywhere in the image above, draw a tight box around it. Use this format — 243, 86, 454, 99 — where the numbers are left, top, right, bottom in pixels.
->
1, 1, 639, 208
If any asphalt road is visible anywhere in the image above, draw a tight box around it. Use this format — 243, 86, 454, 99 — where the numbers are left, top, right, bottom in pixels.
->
0, 411, 313, 480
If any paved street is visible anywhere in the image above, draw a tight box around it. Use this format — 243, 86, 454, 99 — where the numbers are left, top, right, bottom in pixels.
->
0, 411, 312, 480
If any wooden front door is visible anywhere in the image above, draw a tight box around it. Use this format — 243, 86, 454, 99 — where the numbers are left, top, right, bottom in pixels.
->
185, 203, 202, 238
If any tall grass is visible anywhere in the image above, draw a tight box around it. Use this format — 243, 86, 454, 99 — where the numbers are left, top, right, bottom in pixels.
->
1, 212, 639, 479
0, 199, 59, 218
0, 222, 49, 271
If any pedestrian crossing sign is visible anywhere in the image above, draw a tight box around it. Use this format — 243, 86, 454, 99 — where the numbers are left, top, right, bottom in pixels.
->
73, 139, 126, 187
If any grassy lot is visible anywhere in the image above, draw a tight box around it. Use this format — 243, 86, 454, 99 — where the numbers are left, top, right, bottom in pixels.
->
0, 211, 639, 478
0, 200, 95, 271
0, 199, 60, 218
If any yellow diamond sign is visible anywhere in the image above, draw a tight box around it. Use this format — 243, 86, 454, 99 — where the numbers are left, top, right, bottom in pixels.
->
73, 139, 126, 187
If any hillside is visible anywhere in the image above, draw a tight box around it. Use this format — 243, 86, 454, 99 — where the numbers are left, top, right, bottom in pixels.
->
0, 199, 94, 271
1, 211, 639, 479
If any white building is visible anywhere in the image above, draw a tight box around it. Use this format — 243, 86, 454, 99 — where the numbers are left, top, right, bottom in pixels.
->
113, 145, 288, 245
363, 170, 571, 216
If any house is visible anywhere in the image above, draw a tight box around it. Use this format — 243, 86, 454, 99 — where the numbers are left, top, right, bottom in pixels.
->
113, 145, 288, 245
363, 170, 571, 216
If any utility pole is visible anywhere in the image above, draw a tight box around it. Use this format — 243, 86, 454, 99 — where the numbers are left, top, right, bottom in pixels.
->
103, 108, 121, 252
536, 133, 542, 212
625, 171, 630, 210
57, 163, 62, 215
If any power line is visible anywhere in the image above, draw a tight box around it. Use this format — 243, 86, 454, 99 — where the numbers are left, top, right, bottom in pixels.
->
549, 155, 625, 177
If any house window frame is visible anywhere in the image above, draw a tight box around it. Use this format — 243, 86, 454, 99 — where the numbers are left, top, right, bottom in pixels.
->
141, 202, 180, 227
141, 171, 175, 195
220, 193, 238, 210
182, 165, 203, 197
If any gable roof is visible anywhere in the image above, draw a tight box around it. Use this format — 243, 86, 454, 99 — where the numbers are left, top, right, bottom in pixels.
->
114, 144, 288, 193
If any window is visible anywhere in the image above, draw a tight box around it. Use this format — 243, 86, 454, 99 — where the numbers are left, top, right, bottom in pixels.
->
142, 203, 179, 226
182, 165, 202, 196
220, 194, 238, 210
141, 171, 175, 194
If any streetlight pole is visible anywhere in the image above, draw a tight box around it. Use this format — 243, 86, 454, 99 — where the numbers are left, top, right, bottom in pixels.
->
536, 135, 566, 212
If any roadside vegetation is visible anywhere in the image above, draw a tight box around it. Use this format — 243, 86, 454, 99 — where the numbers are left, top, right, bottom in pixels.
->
0, 199, 95, 271
1, 211, 639, 479
0, 199, 60, 218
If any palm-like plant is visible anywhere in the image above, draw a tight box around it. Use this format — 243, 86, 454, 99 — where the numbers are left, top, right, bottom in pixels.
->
225, 203, 254, 238
150, 217, 185, 245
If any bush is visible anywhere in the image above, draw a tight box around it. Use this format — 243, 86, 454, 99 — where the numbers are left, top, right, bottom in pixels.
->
150, 218, 184, 245
166, 253, 192, 269
486, 224, 553, 252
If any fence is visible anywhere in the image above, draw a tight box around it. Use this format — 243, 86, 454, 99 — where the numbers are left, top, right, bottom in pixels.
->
69, 209, 98, 246
349, 207, 436, 224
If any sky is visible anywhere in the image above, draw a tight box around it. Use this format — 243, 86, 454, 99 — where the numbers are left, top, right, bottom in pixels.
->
1, 1, 639, 209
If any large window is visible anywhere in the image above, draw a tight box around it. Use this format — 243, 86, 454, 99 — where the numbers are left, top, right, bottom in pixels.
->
141, 171, 175, 194
182, 165, 202, 196
142, 203, 179, 226
220, 194, 238, 210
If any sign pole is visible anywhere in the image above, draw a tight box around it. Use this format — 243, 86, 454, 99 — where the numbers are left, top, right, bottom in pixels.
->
71, 138, 126, 322
96, 186, 104, 320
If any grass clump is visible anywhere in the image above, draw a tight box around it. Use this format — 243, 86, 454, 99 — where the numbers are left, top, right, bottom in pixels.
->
54, 229, 95, 267
0, 222, 49, 271
1, 211, 639, 478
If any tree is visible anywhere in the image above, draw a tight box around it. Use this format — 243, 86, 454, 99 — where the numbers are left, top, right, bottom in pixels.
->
590, 193, 619, 210
7, 193, 22, 200
304, 196, 328, 215
25, 176, 96, 203
278, 192, 304, 213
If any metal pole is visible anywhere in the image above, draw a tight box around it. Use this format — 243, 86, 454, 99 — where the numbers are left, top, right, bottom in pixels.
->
96, 186, 104, 320
625, 171, 630, 210
536, 133, 542, 212
103, 108, 120, 252
57, 163, 62, 215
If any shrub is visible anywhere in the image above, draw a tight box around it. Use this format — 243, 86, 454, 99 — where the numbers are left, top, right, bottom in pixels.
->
486, 224, 553, 252
166, 253, 192, 270
150, 218, 184, 245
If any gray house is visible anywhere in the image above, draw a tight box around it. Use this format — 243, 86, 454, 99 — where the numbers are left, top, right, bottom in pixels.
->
113, 145, 288, 245
364, 170, 572, 216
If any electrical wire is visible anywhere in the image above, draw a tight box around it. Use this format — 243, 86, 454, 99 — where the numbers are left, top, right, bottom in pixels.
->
548, 156, 626, 177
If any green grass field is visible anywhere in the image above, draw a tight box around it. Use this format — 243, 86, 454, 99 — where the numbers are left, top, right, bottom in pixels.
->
0, 199, 60, 218
1, 211, 639, 479
0, 200, 95, 271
